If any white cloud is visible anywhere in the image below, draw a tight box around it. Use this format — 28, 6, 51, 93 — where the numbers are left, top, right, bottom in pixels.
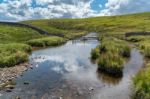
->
100, 0, 150, 16
0, 0, 97, 21
0, 0, 150, 21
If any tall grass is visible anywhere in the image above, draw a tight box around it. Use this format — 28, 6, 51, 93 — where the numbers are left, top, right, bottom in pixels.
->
92, 37, 131, 75
27, 36, 66, 47
128, 36, 150, 98
0, 43, 31, 67
91, 48, 100, 60
133, 63, 150, 99
98, 52, 124, 75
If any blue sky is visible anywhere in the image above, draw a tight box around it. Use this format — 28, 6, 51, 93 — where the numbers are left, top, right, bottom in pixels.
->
0, 0, 150, 21
91, 0, 107, 12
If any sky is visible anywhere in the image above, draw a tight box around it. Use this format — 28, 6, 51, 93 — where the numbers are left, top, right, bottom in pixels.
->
0, 0, 150, 21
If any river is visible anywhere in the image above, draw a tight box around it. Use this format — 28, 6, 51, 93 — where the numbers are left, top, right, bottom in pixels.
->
0, 33, 144, 99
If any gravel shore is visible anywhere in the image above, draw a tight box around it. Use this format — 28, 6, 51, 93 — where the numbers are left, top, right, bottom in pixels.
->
0, 62, 29, 85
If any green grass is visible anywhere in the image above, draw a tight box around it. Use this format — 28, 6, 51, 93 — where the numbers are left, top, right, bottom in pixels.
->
0, 43, 32, 68
0, 24, 68, 67
127, 36, 150, 99
23, 12, 150, 36
126, 36, 147, 42
27, 36, 66, 47
0, 24, 44, 67
128, 36, 150, 58
22, 20, 88, 39
0, 24, 43, 44
91, 37, 131, 75
133, 63, 150, 99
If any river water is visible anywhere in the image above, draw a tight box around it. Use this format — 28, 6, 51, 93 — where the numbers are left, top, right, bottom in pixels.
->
0, 33, 144, 99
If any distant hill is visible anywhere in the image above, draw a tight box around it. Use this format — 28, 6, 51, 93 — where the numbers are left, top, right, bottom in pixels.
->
23, 12, 150, 36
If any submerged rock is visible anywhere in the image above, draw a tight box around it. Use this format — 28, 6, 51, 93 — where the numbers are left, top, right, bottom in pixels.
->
23, 82, 29, 85
6, 89, 12, 92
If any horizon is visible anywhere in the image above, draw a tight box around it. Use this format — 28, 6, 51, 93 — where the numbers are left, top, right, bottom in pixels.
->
0, 0, 150, 21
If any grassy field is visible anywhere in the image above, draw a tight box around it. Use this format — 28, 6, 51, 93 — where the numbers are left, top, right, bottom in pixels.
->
0, 24, 43, 44
23, 12, 150, 36
22, 19, 88, 39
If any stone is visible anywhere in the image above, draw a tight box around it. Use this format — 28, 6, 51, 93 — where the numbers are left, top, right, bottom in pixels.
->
23, 82, 29, 85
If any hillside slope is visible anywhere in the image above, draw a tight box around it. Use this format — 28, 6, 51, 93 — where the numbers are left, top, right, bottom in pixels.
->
0, 24, 43, 43
23, 12, 150, 36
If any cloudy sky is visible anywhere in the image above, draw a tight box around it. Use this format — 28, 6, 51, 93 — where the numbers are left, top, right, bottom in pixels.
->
0, 0, 150, 21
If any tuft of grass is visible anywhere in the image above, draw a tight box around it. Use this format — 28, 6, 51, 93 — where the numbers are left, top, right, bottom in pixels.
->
133, 63, 150, 99
0, 43, 31, 67
98, 52, 124, 75
92, 37, 131, 75
26, 36, 66, 47
91, 48, 100, 60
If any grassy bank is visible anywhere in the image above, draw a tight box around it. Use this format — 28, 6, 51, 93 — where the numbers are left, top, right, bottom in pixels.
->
27, 36, 66, 47
0, 24, 41, 67
91, 37, 131, 76
0, 43, 31, 68
133, 63, 150, 99
127, 36, 150, 98
0, 23, 67, 68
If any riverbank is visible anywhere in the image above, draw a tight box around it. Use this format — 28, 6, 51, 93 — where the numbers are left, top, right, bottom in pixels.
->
0, 33, 88, 91
0, 62, 30, 90
126, 36, 150, 99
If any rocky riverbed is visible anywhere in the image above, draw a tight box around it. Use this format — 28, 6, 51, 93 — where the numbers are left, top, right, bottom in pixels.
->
0, 62, 30, 90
